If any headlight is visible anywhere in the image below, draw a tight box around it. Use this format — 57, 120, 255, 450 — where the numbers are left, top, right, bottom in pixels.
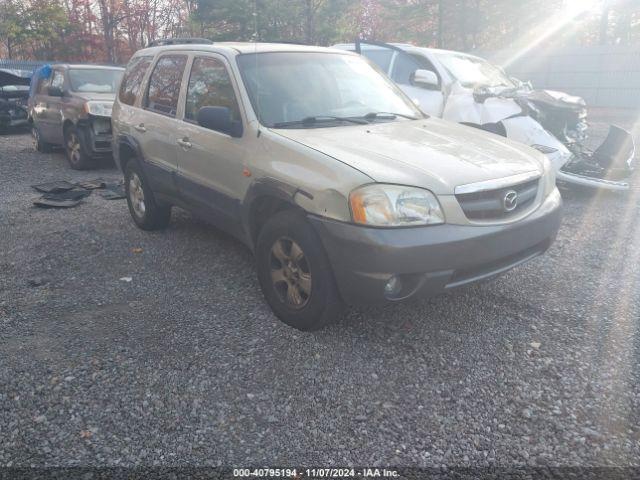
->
83, 101, 113, 117
349, 184, 444, 227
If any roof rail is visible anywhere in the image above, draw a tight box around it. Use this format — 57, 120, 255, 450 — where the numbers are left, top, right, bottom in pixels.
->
270, 40, 308, 46
147, 38, 213, 48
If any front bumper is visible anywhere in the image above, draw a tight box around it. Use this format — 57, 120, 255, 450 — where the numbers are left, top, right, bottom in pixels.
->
310, 189, 562, 305
557, 125, 635, 191
0, 111, 29, 129
77, 116, 113, 156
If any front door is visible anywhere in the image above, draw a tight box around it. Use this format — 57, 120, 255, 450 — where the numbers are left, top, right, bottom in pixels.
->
175, 54, 248, 233
389, 52, 445, 117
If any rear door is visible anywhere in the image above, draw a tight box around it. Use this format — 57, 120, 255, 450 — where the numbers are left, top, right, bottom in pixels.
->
175, 54, 248, 233
30, 74, 50, 135
137, 53, 189, 196
36, 69, 65, 142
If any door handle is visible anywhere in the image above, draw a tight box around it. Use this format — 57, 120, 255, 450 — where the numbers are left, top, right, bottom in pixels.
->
134, 124, 146, 133
177, 138, 192, 149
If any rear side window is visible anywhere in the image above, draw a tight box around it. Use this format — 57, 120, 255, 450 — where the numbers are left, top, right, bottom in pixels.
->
184, 57, 241, 123
36, 76, 50, 94
119, 56, 152, 106
144, 55, 187, 117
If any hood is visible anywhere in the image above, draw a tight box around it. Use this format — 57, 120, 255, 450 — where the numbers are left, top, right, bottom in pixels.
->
0, 68, 32, 87
272, 117, 544, 194
526, 89, 586, 112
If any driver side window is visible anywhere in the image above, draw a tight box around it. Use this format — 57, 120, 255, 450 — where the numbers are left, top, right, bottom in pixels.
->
392, 54, 439, 89
50, 71, 64, 91
184, 56, 241, 123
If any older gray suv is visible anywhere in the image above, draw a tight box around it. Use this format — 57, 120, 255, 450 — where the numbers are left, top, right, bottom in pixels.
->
29, 64, 124, 169
112, 39, 562, 331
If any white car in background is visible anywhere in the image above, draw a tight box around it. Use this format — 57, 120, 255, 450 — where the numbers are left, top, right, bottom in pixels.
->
334, 41, 635, 191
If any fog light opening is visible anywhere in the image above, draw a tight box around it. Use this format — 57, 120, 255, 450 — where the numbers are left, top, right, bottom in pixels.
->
384, 275, 402, 298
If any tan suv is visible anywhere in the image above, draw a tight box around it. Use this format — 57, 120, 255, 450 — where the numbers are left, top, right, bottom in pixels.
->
111, 39, 562, 331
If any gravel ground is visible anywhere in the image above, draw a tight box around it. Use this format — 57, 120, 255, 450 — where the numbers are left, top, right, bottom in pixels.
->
1, 116, 639, 471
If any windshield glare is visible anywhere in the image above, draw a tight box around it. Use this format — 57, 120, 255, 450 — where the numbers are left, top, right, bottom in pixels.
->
237, 52, 422, 128
68, 69, 123, 93
435, 53, 513, 89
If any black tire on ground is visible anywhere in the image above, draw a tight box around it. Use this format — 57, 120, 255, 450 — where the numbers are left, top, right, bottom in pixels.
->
256, 209, 343, 331
64, 124, 93, 169
124, 160, 171, 231
33, 126, 53, 153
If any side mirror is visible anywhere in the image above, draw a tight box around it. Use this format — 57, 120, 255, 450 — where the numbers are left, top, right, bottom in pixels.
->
412, 69, 439, 89
197, 106, 242, 137
47, 86, 64, 97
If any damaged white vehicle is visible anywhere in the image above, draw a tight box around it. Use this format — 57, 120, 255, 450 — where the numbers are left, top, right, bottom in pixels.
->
334, 41, 635, 191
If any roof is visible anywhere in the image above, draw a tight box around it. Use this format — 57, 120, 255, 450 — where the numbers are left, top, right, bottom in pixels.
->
333, 42, 480, 59
135, 42, 354, 57
51, 63, 125, 70
389, 43, 481, 58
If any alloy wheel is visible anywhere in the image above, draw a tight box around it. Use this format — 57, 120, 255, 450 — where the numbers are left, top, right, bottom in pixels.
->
128, 172, 146, 218
270, 237, 312, 309
67, 131, 81, 165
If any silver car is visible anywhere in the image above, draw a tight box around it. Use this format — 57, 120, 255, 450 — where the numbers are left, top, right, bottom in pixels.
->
111, 39, 562, 331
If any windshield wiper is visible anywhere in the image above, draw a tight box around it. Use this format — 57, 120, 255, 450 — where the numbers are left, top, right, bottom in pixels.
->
361, 111, 420, 121
272, 115, 368, 128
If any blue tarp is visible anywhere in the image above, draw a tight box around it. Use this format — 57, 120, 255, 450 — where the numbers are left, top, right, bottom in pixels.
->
29, 64, 52, 96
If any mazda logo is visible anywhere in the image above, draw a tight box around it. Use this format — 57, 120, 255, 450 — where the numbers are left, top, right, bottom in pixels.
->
503, 190, 518, 212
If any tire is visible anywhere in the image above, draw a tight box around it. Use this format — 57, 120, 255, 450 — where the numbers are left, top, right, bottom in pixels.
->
33, 126, 53, 153
124, 160, 171, 231
64, 125, 93, 169
256, 209, 343, 331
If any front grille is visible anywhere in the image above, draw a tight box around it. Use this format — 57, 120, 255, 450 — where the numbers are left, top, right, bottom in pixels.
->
456, 178, 539, 221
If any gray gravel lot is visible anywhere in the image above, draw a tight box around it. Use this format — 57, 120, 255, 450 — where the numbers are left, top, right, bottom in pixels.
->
1, 116, 639, 470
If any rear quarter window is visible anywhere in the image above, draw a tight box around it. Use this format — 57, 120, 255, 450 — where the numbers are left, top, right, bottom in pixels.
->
119, 56, 153, 106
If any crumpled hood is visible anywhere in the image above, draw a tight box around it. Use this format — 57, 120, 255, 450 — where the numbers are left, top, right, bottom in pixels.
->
272, 117, 544, 194
526, 89, 586, 111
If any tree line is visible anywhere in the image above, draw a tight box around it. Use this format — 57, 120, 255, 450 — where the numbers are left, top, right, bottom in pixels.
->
1, 0, 639, 64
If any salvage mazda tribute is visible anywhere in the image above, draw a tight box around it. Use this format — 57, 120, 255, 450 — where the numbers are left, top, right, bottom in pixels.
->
112, 39, 562, 331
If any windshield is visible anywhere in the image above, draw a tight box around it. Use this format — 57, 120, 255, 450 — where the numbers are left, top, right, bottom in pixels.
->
68, 69, 123, 93
237, 52, 422, 128
434, 53, 514, 89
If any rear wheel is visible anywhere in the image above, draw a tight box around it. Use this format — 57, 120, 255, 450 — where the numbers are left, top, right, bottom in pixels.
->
33, 126, 53, 153
124, 160, 171, 230
256, 210, 343, 331
64, 125, 93, 169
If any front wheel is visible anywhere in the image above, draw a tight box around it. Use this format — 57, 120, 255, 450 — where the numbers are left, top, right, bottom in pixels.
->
64, 125, 93, 169
256, 210, 343, 331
